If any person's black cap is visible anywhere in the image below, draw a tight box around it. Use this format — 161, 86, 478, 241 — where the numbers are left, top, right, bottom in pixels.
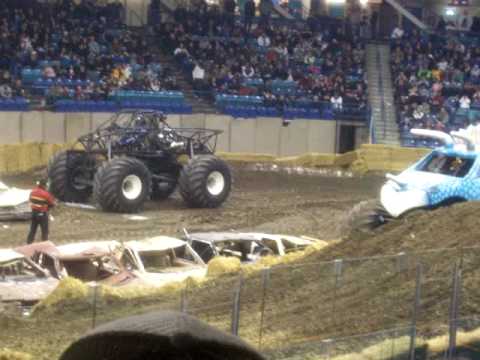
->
37, 179, 48, 188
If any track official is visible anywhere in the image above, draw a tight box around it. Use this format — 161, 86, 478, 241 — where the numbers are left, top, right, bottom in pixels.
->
26, 179, 56, 244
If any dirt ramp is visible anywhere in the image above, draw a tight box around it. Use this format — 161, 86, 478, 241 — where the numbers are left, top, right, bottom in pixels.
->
318, 201, 480, 261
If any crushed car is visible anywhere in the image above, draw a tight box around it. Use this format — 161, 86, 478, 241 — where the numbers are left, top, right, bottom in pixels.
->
0, 246, 58, 302
16, 240, 135, 286
185, 232, 316, 263
0, 181, 31, 221
120, 236, 207, 286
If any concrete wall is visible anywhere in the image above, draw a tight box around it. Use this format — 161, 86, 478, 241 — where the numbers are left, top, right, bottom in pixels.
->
0, 112, 365, 156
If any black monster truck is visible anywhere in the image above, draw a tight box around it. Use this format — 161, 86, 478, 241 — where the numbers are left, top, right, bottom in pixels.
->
47, 110, 232, 213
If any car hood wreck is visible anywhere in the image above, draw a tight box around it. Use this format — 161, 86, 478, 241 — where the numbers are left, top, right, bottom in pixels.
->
16, 240, 135, 287
0, 181, 31, 221
121, 236, 207, 287
185, 232, 317, 263
0, 246, 59, 302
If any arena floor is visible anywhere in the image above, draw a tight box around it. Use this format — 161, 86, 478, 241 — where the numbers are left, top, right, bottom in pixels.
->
0, 166, 385, 247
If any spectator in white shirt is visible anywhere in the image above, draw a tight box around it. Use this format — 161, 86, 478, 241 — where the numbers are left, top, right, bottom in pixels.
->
257, 34, 271, 48
331, 94, 343, 111
242, 65, 255, 78
391, 26, 404, 39
192, 63, 206, 91
459, 95, 471, 109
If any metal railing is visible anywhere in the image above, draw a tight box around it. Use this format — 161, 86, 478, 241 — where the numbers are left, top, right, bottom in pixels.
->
31, 245, 480, 359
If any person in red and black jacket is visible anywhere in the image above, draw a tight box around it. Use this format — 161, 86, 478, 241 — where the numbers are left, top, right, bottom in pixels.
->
26, 179, 56, 244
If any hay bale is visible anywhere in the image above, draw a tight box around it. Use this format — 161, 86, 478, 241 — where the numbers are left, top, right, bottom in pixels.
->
216, 152, 276, 163
4, 145, 20, 174
276, 153, 337, 168
0, 146, 7, 174
35, 277, 88, 310
0, 349, 32, 360
207, 257, 241, 277
334, 151, 358, 167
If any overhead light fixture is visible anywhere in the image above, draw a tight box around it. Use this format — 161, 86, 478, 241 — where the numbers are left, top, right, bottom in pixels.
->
326, 0, 346, 4
359, 0, 368, 6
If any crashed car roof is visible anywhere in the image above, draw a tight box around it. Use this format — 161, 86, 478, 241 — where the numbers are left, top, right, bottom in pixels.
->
0, 248, 25, 265
125, 236, 187, 253
54, 241, 121, 260
187, 232, 314, 246
15, 241, 59, 258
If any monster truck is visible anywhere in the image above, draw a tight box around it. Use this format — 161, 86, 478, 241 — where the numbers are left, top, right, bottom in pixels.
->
350, 127, 480, 231
47, 110, 232, 213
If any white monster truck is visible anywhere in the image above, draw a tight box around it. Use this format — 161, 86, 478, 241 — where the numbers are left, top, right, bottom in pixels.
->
351, 126, 480, 231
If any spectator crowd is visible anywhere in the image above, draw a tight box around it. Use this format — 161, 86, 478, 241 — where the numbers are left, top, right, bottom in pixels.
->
157, 3, 368, 114
391, 28, 480, 137
0, 0, 179, 105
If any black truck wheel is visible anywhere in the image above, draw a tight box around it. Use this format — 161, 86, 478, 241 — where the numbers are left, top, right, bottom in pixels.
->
343, 199, 391, 235
48, 151, 95, 203
179, 155, 231, 208
151, 181, 177, 200
94, 157, 151, 213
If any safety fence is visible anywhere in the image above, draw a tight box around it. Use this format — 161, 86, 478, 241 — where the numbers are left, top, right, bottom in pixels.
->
68, 245, 480, 359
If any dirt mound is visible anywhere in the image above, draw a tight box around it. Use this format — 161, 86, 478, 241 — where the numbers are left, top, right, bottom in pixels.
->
319, 201, 480, 260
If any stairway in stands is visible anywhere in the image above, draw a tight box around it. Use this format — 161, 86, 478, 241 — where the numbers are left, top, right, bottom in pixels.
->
366, 43, 400, 146
151, 44, 217, 114
162, 53, 216, 114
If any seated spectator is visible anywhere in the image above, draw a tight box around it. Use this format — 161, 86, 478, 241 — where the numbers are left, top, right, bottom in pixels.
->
331, 93, 343, 111
0, 83, 12, 98
43, 66, 56, 79
459, 95, 471, 109
391, 26, 404, 40
192, 62, 206, 90
257, 33, 271, 48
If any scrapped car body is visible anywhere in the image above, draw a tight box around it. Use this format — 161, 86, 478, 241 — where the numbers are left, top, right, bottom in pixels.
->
121, 236, 207, 287
0, 181, 31, 221
18, 241, 134, 286
0, 247, 59, 302
186, 232, 316, 263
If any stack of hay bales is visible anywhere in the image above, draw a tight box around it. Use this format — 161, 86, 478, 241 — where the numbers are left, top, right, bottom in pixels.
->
0, 143, 67, 175
34, 277, 88, 311
207, 257, 241, 277
0, 348, 33, 360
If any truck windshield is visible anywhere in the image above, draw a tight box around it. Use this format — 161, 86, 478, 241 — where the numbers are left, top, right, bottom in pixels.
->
419, 153, 474, 178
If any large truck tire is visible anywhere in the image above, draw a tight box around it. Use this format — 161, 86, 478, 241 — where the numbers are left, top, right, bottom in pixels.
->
179, 155, 232, 208
342, 199, 391, 235
94, 157, 151, 213
48, 151, 95, 203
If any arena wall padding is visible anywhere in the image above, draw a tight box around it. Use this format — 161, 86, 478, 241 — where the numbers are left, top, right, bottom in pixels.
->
90, 112, 115, 130
279, 120, 309, 156
65, 113, 92, 142
0, 112, 21, 144
21, 112, 44, 143
254, 118, 282, 155
43, 112, 66, 144
230, 119, 256, 153
180, 114, 206, 129
166, 114, 181, 128
205, 115, 231, 152
307, 120, 337, 154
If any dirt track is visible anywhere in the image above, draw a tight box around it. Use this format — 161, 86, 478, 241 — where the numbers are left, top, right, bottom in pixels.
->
0, 166, 384, 248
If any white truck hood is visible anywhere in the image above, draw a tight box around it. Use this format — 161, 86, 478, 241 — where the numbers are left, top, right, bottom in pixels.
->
380, 171, 453, 218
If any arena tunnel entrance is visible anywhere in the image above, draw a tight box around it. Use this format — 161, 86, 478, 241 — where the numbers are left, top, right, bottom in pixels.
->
338, 125, 356, 154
